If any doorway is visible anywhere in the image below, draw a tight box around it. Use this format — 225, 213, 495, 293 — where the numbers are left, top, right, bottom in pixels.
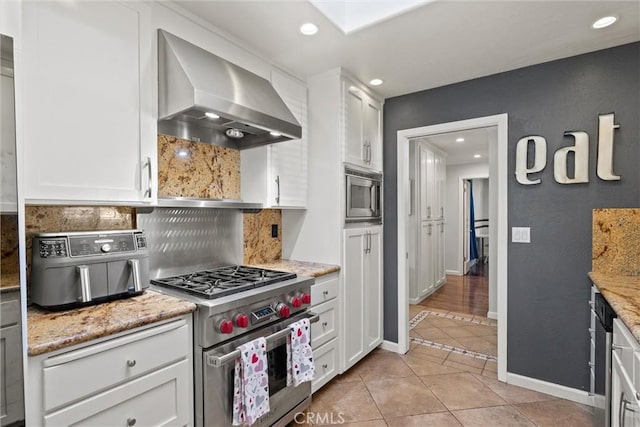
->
396, 114, 508, 382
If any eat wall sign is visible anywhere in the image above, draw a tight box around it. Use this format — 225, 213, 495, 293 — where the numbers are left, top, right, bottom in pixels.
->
515, 113, 620, 185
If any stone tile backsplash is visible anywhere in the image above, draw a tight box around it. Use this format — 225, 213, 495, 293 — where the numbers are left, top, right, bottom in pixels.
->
593, 208, 640, 276
243, 209, 282, 265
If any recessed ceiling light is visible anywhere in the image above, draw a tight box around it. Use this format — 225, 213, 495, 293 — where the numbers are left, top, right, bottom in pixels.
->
474, 154, 482, 158
369, 79, 383, 86
205, 112, 220, 119
300, 23, 318, 36
456, 137, 465, 143
592, 16, 617, 29
269, 131, 281, 137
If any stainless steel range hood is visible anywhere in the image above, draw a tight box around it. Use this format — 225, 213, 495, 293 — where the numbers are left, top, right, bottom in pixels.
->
158, 29, 301, 150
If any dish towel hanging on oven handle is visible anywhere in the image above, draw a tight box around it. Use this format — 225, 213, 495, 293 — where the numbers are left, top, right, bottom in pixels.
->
232, 337, 270, 426
286, 318, 315, 387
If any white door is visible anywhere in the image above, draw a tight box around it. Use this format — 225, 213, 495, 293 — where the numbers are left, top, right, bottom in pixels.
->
364, 226, 383, 353
462, 180, 473, 274
342, 228, 366, 369
419, 222, 434, 296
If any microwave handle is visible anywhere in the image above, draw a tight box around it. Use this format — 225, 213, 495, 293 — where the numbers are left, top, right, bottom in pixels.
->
371, 185, 378, 216
206, 313, 320, 368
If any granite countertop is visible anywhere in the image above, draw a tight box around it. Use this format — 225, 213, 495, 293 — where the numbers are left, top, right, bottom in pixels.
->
249, 259, 340, 278
27, 290, 197, 356
589, 272, 640, 340
0, 273, 20, 291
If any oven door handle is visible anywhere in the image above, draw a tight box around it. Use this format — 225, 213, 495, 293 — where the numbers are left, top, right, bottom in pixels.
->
206, 313, 320, 368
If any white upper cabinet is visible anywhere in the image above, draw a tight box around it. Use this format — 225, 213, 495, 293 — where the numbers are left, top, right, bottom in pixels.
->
241, 69, 307, 208
22, 1, 155, 204
343, 78, 382, 172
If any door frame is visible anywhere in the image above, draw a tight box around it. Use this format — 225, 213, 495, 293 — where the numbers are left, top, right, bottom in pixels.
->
396, 114, 508, 382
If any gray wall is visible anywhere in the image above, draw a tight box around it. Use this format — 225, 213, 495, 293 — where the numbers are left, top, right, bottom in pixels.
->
383, 42, 640, 390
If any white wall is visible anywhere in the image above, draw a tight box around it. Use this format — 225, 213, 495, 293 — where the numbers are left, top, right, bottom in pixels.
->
444, 162, 489, 274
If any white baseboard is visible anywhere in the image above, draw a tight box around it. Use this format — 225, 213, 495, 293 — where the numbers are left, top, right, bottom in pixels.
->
408, 297, 421, 304
380, 340, 401, 354
446, 269, 462, 276
487, 311, 498, 320
506, 372, 600, 407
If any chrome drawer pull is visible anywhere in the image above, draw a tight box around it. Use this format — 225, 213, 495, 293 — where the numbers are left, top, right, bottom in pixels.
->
322, 321, 328, 327
127, 418, 136, 426
127, 359, 136, 367
322, 364, 328, 369
77, 265, 92, 303
323, 290, 329, 296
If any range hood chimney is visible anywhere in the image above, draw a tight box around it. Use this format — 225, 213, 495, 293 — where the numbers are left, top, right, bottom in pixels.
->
158, 29, 302, 150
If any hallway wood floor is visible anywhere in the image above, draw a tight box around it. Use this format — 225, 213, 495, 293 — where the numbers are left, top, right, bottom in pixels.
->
419, 263, 489, 316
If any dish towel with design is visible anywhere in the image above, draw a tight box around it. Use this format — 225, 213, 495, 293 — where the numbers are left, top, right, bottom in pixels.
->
232, 337, 269, 426
286, 318, 315, 387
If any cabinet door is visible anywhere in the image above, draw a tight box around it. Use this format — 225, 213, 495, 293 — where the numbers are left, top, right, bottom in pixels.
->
22, 1, 154, 204
419, 145, 435, 221
611, 351, 640, 427
0, 298, 23, 426
343, 228, 366, 370
363, 97, 382, 172
364, 226, 383, 353
1, 72, 17, 212
419, 222, 435, 296
436, 221, 446, 286
344, 83, 365, 167
435, 154, 445, 219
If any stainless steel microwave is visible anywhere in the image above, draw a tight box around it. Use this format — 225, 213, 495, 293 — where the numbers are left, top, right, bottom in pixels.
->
346, 168, 382, 224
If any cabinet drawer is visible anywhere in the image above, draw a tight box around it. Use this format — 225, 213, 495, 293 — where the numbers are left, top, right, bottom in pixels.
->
311, 299, 338, 349
44, 359, 190, 426
43, 320, 189, 411
312, 338, 338, 393
614, 319, 638, 372
311, 274, 339, 305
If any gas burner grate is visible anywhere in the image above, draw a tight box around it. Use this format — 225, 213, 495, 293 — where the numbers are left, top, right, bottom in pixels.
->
151, 265, 297, 299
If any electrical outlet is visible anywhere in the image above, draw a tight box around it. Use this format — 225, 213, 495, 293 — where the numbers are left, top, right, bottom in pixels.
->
271, 224, 278, 238
512, 227, 531, 243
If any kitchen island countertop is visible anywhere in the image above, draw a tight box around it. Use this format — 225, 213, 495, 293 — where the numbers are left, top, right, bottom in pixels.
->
27, 290, 196, 356
249, 259, 340, 278
590, 272, 640, 341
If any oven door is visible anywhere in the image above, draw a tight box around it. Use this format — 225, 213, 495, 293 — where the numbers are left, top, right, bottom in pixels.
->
346, 174, 381, 222
202, 311, 317, 427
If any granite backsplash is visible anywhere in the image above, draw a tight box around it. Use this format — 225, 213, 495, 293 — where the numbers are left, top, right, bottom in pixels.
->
593, 208, 640, 276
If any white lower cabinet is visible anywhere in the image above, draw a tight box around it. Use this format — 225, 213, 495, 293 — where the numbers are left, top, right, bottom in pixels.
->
342, 226, 383, 371
611, 318, 640, 427
312, 338, 338, 393
28, 316, 193, 426
310, 273, 340, 393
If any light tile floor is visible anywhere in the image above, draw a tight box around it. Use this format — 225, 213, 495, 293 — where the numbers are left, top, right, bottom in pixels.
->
292, 307, 595, 426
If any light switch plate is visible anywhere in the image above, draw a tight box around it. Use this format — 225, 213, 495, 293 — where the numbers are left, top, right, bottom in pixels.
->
512, 227, 531, 243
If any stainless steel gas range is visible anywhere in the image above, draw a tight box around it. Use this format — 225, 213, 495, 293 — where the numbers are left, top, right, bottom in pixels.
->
138, 209, 316, 427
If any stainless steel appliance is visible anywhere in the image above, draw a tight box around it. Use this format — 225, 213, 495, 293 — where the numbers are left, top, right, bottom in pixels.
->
150, 266, 315, 427
30, 230, 149, 310
592, 286, 616, 426
346, 167, 382, 224
158, 29, 301, 149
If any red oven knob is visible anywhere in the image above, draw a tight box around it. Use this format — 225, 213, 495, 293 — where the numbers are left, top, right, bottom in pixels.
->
291, 297, 302, 308
301, 293, 311, 305
217, 319, 234, 334
235, 314, 249, 328
276, 303, 291, 318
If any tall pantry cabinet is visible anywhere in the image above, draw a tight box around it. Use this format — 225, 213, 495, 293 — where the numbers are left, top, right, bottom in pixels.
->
409, 141, 446, 303
284, 68, 383, 383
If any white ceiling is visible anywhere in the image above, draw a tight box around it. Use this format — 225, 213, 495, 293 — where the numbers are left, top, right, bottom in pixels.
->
417, 127, 492, 165
175, 0, 640, 99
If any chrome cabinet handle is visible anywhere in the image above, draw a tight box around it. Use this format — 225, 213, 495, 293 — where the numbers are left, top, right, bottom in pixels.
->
636, 391, 640, 401
127, 359, 136, 367
441, 206, 444, 218
427, 206, 432, 218
322, 290, 329, 296
143, 156, 152, 198
127, 418, 136, 426
367, 142, 372, 163
322, 364, 328, 369
77, 265, 92, 302
322, 321, 328, 327
128, 259, 142, 292
428, 224, 433, 236
275, 175, 280, 205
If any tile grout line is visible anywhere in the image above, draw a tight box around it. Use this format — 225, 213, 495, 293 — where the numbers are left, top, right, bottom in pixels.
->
410, 310, 497, 363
